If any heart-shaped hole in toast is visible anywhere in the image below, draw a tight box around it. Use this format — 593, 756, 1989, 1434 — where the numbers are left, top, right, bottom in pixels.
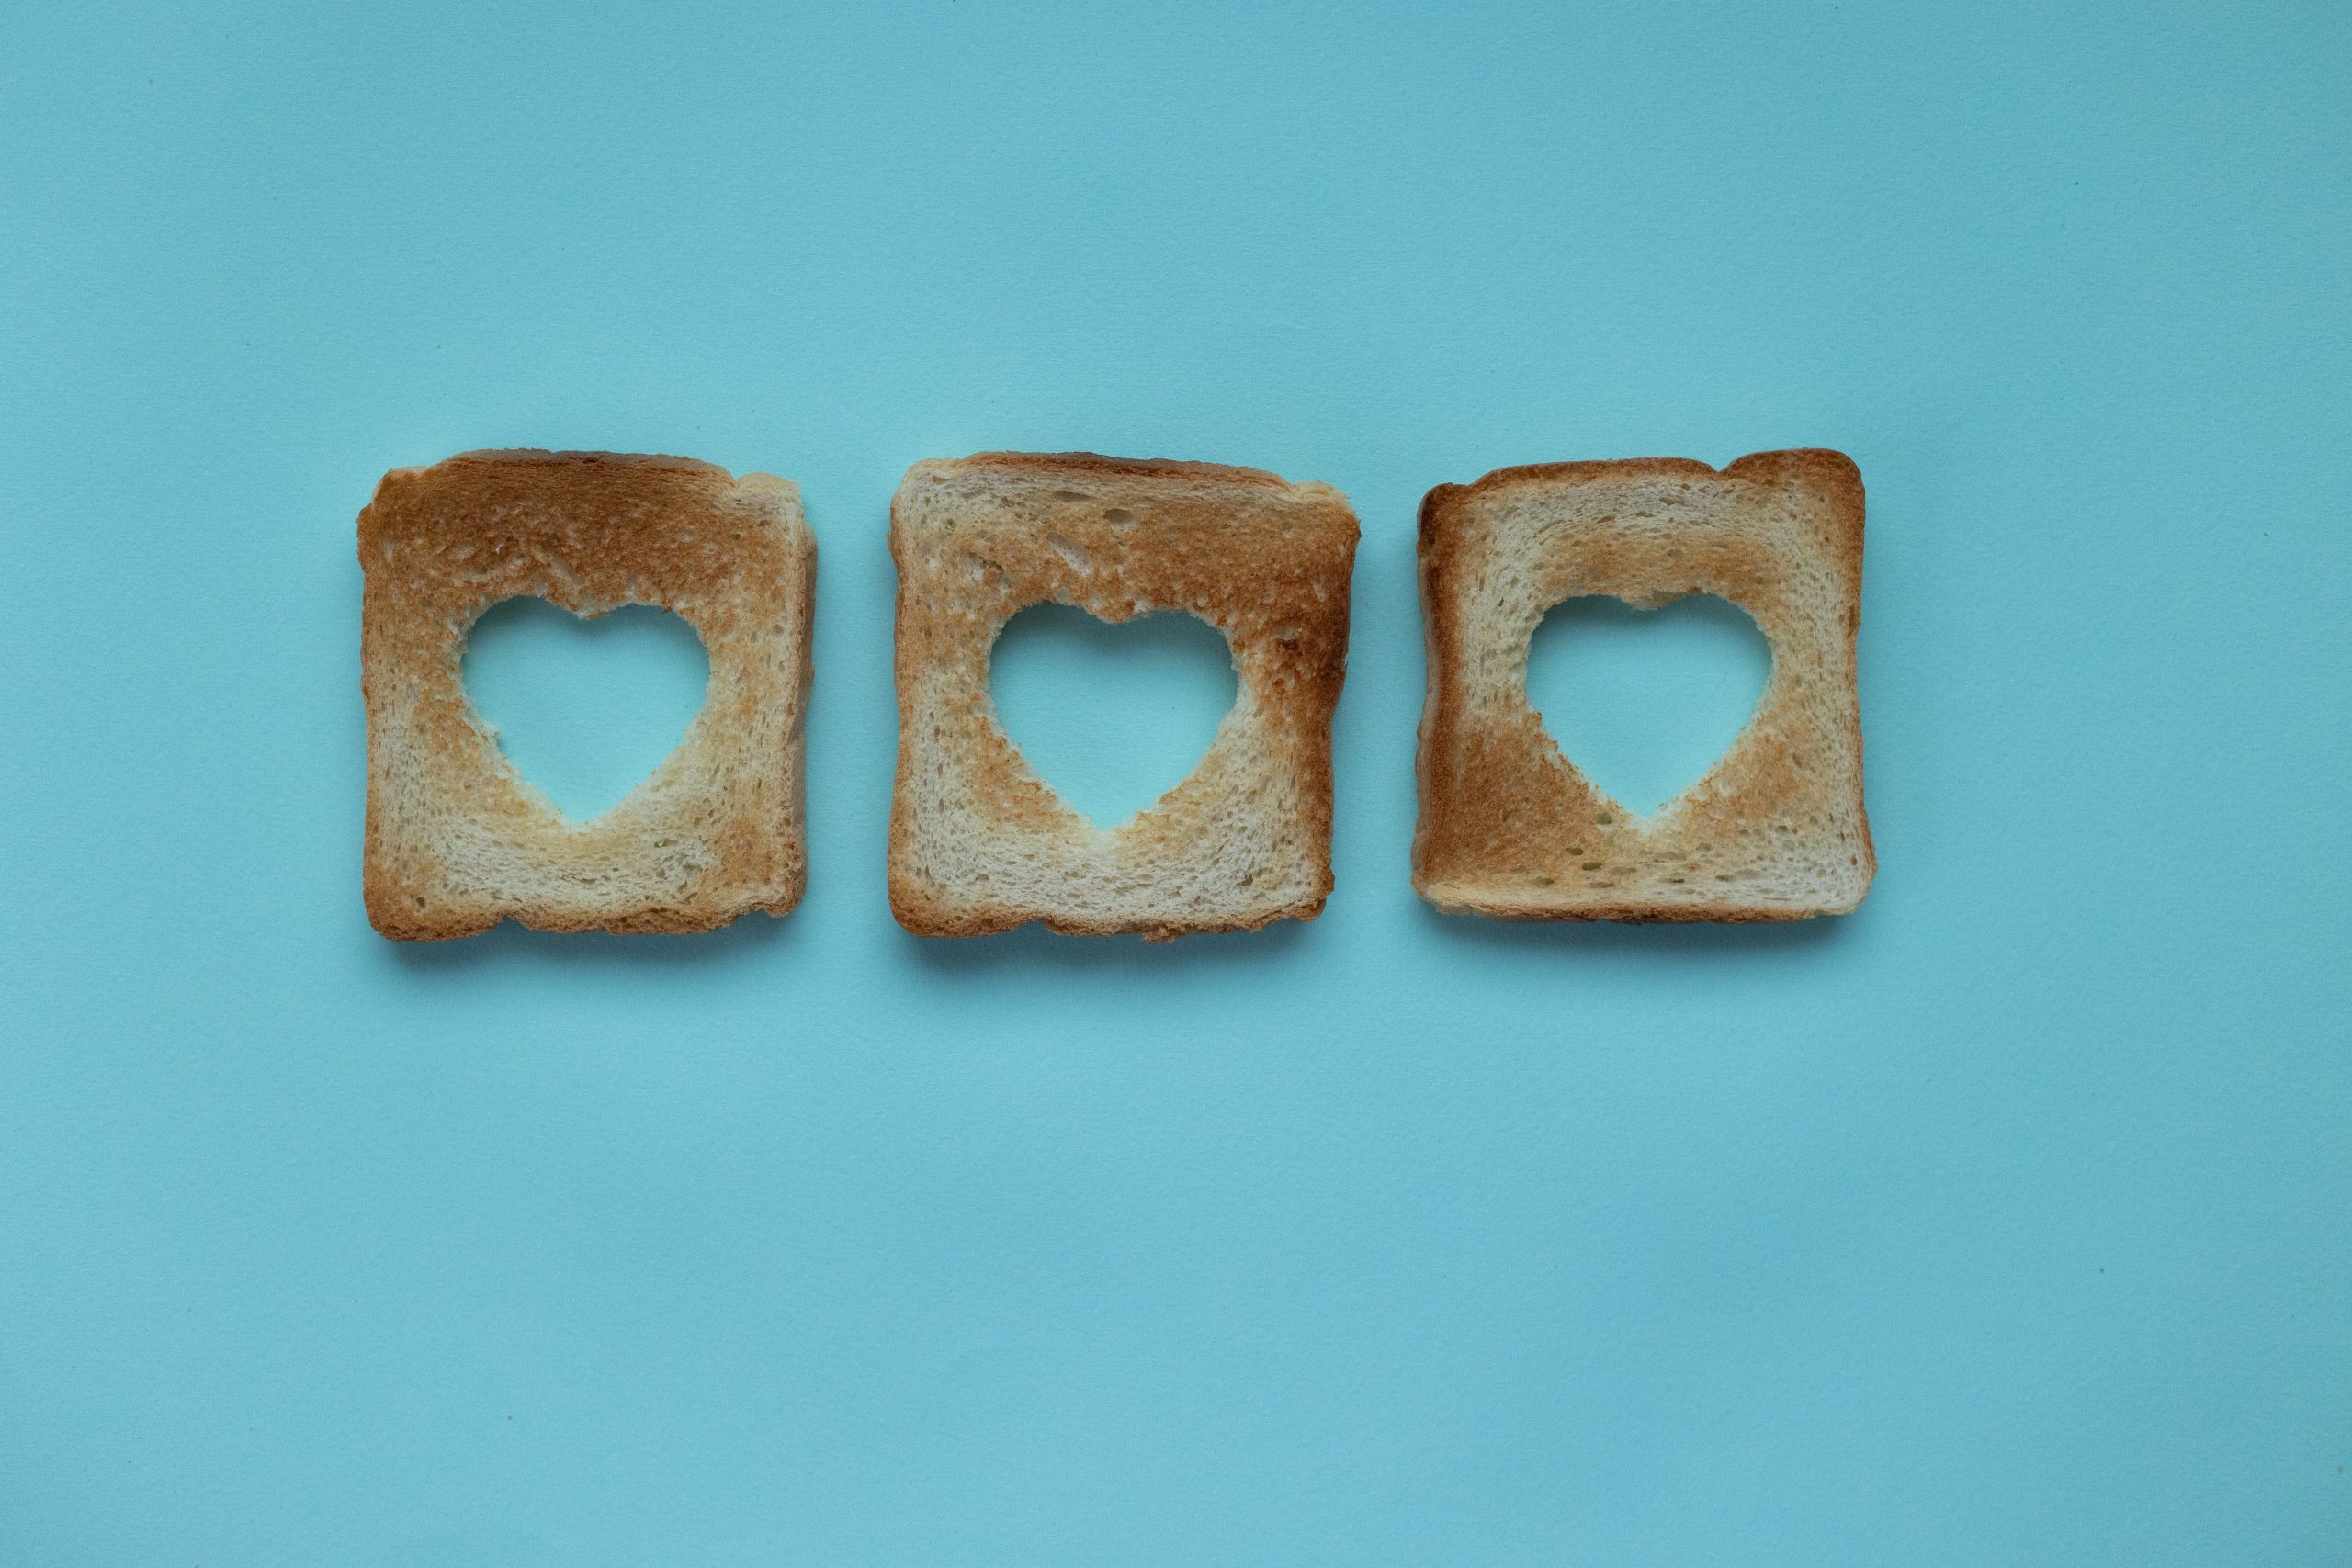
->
461, 597, 710, 821
1525, 593, 1772, 818
989, 603, 1238, 829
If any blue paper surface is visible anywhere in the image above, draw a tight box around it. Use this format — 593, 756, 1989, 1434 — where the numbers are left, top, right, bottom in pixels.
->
4, 3, 2347, 1562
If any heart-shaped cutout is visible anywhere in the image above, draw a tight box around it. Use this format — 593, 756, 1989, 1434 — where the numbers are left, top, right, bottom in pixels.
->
461, 597, 710, 821
989, 604, 1238, 829
1525, 593, 1772, 817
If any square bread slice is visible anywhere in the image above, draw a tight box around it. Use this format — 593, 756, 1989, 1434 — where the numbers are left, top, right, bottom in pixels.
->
1414, 449, 1873, 921
359, 449, 815, 940
888, 452, 1359, 941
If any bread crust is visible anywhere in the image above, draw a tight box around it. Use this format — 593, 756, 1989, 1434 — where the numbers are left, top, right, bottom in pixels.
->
888, 452, 1358, 940
1414, 449, 1872, 922
359, 449, 815, 939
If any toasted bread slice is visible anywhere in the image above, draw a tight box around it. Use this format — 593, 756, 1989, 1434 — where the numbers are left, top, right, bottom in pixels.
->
1414, 449, 1872, 921
359, 449, 815, 940
888, 452, 1358, 940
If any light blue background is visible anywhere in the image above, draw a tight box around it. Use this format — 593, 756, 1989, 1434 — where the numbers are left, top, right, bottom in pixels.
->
5, 3, 2348, 1562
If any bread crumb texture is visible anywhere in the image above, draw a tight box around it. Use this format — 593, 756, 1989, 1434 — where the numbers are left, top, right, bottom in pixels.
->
1413, 450, 1873, 921
888, 452, 1359, 941
359, 449, 815, 939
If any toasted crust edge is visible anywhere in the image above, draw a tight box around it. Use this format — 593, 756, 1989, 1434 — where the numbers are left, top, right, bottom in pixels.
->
887, 887, 1331, 943
1419, 891, 1858, 924
942, 449, 1294, 488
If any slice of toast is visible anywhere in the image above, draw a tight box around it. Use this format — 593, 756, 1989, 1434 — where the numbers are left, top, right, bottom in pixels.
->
359, 449, 815, 940
888, 452, 1359, 941
1414, 449, 1873, 921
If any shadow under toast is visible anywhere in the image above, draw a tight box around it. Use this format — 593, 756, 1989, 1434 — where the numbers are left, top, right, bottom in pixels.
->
1411, 895, 1859, 958
377, 907, 793, 971
898, 914, 1313, 975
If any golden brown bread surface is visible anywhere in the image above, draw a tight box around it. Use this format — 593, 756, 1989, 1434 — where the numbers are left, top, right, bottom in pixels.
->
888, 452, 1359, 941
360, 449, 815, 940
1413, 449, 1873, 921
